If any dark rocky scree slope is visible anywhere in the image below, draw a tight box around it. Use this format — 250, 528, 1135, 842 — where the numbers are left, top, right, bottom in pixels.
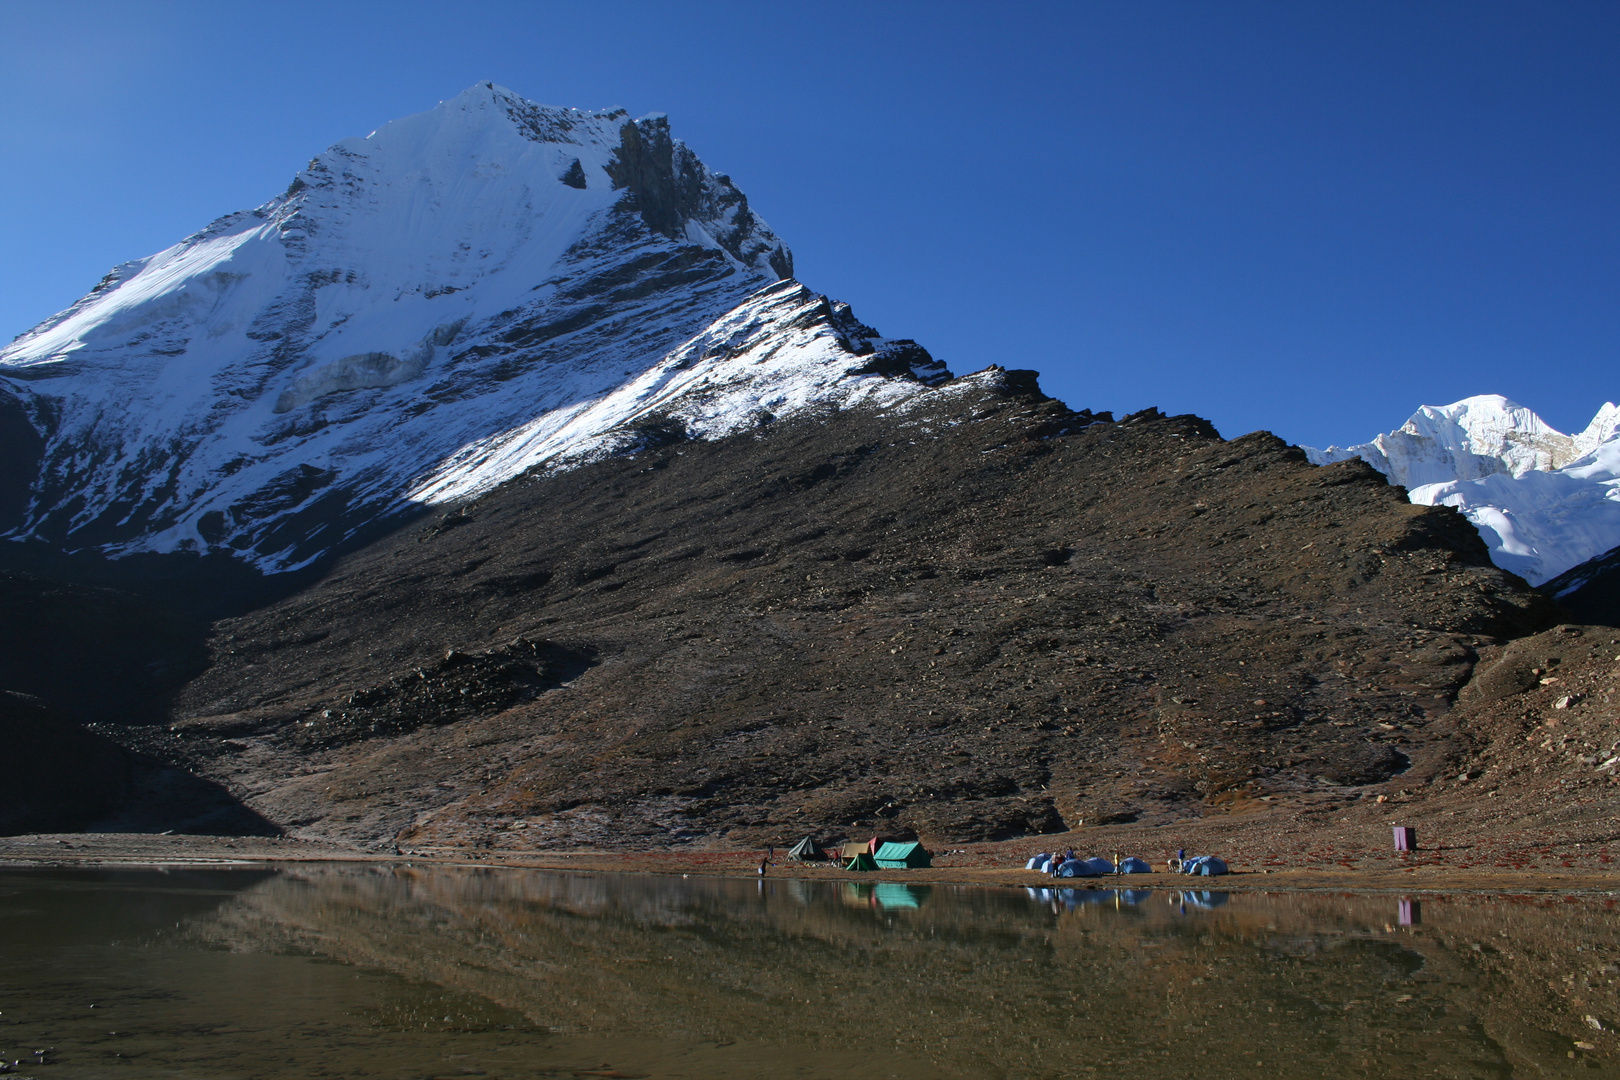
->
99, 367, 1563, 850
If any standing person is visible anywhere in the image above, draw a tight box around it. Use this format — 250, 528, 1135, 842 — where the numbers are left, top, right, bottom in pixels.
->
767, 844, 774, 862
758, 857, 768, 877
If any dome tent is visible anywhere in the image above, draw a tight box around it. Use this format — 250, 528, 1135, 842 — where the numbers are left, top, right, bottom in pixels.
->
786, 837, 826, 861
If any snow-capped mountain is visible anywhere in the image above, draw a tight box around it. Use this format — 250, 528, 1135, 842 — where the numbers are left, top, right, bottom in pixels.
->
0, 84, 947, 572
1304, 395, 1620, 586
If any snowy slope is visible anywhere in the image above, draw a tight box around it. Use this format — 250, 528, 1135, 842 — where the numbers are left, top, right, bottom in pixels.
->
1304, 396, 1620, 585
0, 84, 948, 572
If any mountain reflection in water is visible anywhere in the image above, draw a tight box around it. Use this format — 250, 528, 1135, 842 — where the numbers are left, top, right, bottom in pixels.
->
0, 866, 1613, 1078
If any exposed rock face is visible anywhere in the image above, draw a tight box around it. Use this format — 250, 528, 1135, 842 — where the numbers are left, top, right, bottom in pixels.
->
134, 372, 1555, 849
603, 113, 793, 279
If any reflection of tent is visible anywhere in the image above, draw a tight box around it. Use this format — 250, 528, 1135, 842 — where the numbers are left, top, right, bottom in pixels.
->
874, 883, 927, 909
874, 841, 932, 869
844, 852, 879, 871
786, 837, 826, 861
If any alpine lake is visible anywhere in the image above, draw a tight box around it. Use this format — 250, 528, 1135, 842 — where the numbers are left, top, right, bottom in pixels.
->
0, 865, 1614, 1079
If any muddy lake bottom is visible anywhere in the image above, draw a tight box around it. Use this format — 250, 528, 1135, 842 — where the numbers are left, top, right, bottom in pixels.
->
0, 865, 1615, 1079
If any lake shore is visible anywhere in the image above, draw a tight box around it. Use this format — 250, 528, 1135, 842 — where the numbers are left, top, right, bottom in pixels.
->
3, 830, 1617, 896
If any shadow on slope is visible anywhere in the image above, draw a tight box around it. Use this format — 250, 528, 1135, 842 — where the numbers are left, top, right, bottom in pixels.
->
1542, 543, 1620, 628
0, 690, 278, 837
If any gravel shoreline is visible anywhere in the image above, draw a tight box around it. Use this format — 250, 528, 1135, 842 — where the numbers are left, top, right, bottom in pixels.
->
5, 830, 1616, 896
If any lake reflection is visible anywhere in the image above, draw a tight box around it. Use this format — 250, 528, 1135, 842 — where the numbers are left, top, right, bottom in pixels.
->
0, 866, 1614, 1078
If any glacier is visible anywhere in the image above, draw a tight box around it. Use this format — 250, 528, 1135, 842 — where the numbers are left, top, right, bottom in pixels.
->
1304, 395, 1620, 586
0, 84, 948, 572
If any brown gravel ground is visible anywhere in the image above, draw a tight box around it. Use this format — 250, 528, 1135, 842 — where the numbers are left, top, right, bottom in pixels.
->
3, 815, 1614, 897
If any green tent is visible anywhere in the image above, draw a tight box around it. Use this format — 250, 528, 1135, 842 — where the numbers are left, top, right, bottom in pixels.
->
874, 841, 932, 869
786, 836, 825, 861
844, 852, 878, 872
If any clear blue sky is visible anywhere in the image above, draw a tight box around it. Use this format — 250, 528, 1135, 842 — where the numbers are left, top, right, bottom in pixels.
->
2, 1, 1616, 448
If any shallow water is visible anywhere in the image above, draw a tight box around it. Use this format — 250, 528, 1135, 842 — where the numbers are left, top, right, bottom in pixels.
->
0, 866, 1614, 1078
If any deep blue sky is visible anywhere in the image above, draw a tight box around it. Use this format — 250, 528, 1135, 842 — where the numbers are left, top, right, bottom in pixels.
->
3, 1, 1616, 448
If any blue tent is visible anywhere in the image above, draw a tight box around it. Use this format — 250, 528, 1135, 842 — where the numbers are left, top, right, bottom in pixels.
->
1180, 856, 1228, 876
1118, 857, 1153, 874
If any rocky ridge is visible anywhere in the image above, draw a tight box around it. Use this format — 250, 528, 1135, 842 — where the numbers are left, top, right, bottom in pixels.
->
109, 369, 1560, 850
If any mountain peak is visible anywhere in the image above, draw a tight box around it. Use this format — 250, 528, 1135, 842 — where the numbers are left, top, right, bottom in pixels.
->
1306, 394, 1602, 488
0, 88, 929, 571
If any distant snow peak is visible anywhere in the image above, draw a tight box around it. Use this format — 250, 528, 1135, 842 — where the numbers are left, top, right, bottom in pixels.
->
1303, 394, 1604, 488
1304, 395, 1620, 586
0, 84, 943, 573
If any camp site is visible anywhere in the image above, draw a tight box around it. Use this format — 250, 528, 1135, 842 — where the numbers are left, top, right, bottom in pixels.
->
771, 835, 1239, 883
774, 836, 1235, 879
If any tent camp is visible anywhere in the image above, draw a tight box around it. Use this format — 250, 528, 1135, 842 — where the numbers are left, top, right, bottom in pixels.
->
786, 837, 825, 861
874, 841, 933, 869
844, 852, 878, 872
